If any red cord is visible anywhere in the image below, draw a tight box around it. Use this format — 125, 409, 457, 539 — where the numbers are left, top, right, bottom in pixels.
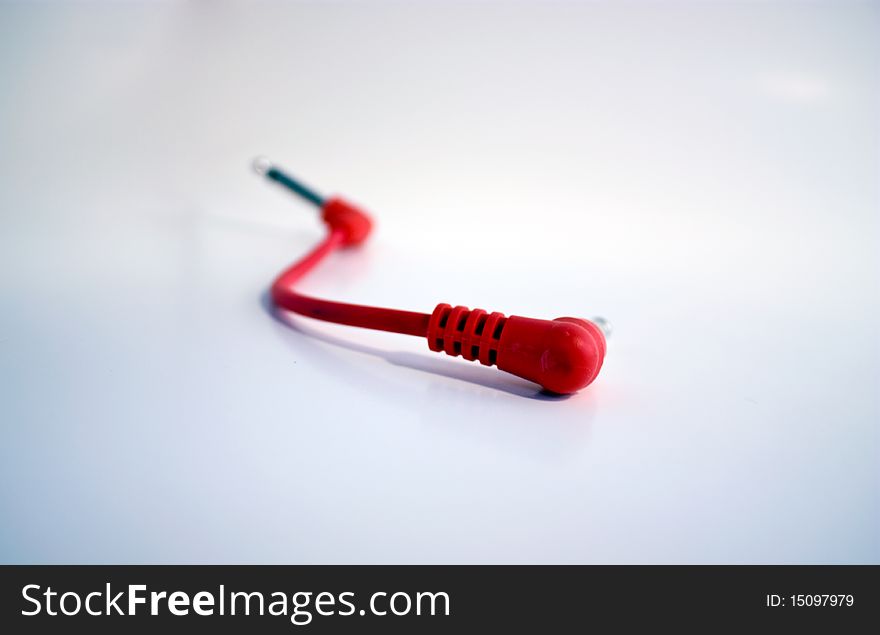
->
260, 168, 606, 393
270, 228, 431, 337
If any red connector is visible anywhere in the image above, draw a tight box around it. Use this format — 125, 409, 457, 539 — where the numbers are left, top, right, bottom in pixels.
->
321, 197, 373, 246
257, 159, 606, 394
427, 305, 605, 394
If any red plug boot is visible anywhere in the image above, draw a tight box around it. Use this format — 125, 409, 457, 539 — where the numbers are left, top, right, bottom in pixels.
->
321, 197, 373, 246
427, 304, 606, 394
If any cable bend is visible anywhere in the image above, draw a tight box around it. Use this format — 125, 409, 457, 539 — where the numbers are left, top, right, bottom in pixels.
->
270, 229, 431, 337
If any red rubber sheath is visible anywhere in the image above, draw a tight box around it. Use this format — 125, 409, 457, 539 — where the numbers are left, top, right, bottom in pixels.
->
270, 229, 431, 337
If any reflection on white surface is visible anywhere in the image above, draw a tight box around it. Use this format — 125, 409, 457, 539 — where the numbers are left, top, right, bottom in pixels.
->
0, 0, 877, 564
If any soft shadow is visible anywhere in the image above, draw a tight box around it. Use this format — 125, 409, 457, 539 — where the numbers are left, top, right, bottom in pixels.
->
260, 290, 571, 401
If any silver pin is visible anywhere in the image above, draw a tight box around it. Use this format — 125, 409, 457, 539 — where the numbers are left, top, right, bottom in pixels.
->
252, 156, 273, 176
591, 316, 612, 339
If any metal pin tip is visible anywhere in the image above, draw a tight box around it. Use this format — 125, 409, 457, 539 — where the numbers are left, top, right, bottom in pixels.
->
252, 156, 273, 176
590, 316, 613, 339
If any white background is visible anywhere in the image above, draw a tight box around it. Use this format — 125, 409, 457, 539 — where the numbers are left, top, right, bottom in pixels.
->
1, 0, 877, 563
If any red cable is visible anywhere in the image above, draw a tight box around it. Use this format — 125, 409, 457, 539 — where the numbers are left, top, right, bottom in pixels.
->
261, 168, 606, 394
270, 227, 431, 337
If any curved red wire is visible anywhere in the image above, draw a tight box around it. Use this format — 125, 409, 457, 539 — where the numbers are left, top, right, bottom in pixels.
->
271, 229, 431, 337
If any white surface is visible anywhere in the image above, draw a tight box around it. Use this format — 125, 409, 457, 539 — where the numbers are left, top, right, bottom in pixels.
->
0, 0, 877, 564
